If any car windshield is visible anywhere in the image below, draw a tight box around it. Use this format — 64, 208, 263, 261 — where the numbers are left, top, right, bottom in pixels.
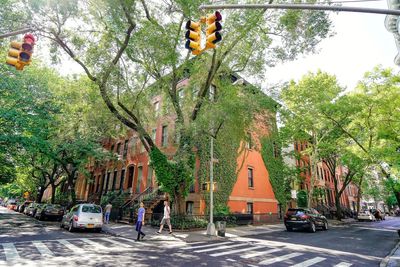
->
286, 209, 306, 216
81, 205, 101, 213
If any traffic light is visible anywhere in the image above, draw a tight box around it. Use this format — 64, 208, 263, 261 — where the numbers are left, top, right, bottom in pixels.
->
185, 20, 202, 55
5, 34, 35, 71
205, 11, 222, 50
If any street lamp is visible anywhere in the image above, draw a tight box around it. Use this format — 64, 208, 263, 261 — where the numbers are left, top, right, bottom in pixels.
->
206, 134, 216, 236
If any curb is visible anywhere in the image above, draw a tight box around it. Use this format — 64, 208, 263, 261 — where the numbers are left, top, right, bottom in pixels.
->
380, 240, 400, 267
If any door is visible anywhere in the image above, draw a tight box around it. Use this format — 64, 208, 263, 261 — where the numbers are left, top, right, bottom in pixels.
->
136, 166, 143, 193
127, 166, 134, 192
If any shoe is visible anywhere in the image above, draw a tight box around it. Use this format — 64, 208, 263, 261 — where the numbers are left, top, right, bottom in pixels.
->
169, 232, 173, 234
141, 233, 146, 240
156, 231, 161, 234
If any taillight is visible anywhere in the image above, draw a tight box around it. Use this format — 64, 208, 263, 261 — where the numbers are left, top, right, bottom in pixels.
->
73, 215, 79, 222
300, 215, 310, 220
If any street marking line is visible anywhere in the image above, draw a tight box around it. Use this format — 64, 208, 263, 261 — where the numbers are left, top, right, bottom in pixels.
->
1, 243, 20, 261
195, 243, 247, 253
98, 237, 132, 248
227, 258, 236, 262
58, 240, 83, 253
355, 227, 396, 232
211, 245, 265, 257
259, 252, 303, 265
33, 241, 54, 257
80, 238, 108, 250
334, 263, 353, 267
181, 241, 233, 250
241, 248, 282, 259
116, 237, 154, 247
291, 256, 326, 267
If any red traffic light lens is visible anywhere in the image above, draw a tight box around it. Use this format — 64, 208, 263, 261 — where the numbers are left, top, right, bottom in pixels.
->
215, 11, 222, 21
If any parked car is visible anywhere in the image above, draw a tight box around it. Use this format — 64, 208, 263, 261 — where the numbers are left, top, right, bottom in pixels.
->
35, 204, 64, 221
371, 209, 385, 221
18, 201, 33, 213
357, 210, 376, 222
25, 203, 41, 217
6, 199, 17, 210
284, 208, 329, 233
60, 204, 103, 232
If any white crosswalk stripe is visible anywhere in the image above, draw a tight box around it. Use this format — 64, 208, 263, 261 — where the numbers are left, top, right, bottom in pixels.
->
33, 241, 54, 257
98, 237, 132, 248
1, 243, 20, 261
181, 241, 233, 250
258, 252, 303, 265
58, 239, 83, 253
240, 248, 282, 259
291, 256, 326, 267
210, 245, 265, 257
195, 243, 246, 253
334, 262, 353, 267
80, 238, 108, 250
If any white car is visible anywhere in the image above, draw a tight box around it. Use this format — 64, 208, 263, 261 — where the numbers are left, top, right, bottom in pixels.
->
60, 204, 103, 232
358, 210, 376, 222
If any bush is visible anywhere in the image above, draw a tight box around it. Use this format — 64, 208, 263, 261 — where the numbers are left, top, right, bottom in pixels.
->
151, 215, 208, 230
297, 190, 308, 208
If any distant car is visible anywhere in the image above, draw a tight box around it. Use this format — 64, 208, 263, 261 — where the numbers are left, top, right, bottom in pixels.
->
60, 204, 103, 232
25, 203, 41, 217
357, 210, 376, 222
284, 208, 328, 233
371, 209, 385, 221
35, 204, 64, 221
18, 201, 33, 213
6, 199, 17, 210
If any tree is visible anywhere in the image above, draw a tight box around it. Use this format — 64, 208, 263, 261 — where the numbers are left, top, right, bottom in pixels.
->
2, 0, 333, 213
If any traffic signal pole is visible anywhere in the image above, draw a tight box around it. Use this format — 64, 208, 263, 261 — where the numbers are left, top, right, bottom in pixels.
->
0, 28, 31, 40
199, 3, 400, 16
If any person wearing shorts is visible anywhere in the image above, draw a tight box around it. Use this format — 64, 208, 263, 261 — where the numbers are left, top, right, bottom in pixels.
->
157, 200, 172, 234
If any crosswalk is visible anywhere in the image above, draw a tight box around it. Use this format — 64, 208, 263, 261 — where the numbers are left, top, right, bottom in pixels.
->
181, 240, 356, 266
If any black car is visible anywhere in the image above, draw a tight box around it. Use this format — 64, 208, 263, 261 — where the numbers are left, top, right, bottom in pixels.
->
284, 208, 328, 233
35, 204, 64, 221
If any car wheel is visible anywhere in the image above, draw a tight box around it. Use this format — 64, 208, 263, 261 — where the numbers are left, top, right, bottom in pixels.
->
286, 226, 293, 232
60, 222, 64, 228
94, 228, 102, 233
322, 221, 328, 230
309, 222, 316, 233
68, 221, 75, 232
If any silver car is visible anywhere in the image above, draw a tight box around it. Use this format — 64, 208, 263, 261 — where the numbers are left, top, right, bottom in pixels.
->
60, 204, 103, 232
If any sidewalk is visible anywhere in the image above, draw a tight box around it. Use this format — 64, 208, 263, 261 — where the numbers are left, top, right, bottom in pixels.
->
101, 222, 285, 243
381, 240, 400, 267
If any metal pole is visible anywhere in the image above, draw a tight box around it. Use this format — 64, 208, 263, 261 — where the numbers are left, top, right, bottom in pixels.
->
0, 28, 32, 40
199, 4, 400, 16
207, 135, 216, 236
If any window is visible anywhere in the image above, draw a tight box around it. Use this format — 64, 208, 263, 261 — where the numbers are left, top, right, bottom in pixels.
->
147, 166, 153, 188
154, 101, 160, 114
119, 169, 125, 191
272, 142, 279, 158
152, 128, 157, 142
130, 137, 137, 154
178, 89, 185, 99
110, 144, 115, 153
112, 169, 118, 190
123, 140, 128, 158
81, 205, 101, 213
104, 172, 111, 193
247, 203, 253, 214
245, 132, 252, 149
189, 183, 195, 193
186, 201, 194, 215
248, 168, 254, 188
162, 125, 168, 147
127, 166, 135, 190
136, 166, 143, 193
116, 143, 121, 155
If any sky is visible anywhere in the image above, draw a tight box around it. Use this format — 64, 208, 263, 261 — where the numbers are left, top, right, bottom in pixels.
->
55, 0, 398, 92
263, 0, 398, 91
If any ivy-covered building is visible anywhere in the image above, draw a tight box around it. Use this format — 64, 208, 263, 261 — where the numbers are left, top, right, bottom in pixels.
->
73, 73, 280, 221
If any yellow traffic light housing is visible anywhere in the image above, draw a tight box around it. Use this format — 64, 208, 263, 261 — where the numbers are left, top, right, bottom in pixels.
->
6, 41, 24, 70
5, 34, 35, 71
205, 11, 222, 50
185, 20, 202, 55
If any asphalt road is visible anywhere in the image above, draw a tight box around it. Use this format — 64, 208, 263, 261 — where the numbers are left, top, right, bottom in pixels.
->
0, 206, 399, 267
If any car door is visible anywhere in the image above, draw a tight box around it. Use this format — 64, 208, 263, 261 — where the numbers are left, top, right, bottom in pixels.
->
65, 205, 77, 222
308, 208, 321, 225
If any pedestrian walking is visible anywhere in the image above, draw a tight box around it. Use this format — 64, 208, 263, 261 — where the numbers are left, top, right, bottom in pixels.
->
104, 202, 112, 224
156, 200, 172, 234
136, 202, 146, 241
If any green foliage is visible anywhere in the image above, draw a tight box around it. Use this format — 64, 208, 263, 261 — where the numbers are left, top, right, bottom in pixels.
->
100, 191, 129, 208
297, 190, 308, 208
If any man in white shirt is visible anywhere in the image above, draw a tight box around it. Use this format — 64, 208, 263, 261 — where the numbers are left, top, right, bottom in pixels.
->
156, 200, 172, 234
104, 202, 112, 224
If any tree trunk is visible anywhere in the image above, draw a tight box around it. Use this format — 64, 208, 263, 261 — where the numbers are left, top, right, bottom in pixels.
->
335, 194, 342, 220
356, 175, 363, 214
51, 183, 56, 204
37, 187, 45, 203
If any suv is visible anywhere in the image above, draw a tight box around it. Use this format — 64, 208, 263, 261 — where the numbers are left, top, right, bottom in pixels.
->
284, 208, 328, 233
61, 204, 103, 232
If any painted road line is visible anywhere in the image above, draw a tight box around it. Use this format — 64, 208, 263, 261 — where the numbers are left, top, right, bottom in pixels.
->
211, 246, 265, 257
33, 241, 54, 257
181, 241, 233, 250
99, 237, 132, 248
1, 243, 20, 261
80, 238, 108, 250
195, 243, 247, 253
259, 252, 303, 265
334, 262, 353, 267
241, 248, 282, 259
58, 240, 83, 253
291, 257, 326, 267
